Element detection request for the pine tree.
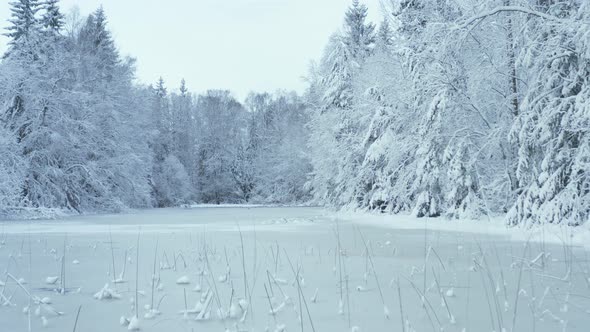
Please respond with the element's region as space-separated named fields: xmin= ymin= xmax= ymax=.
xmin=78 ymin=6 xmax=119 ymax=74
xmin=343 ymin=0 xmax=375 ymax=60
xmin=320 ymin=1 xmax=375 ymax=108
xmin=149 ymin=77 xmax=195 ymax=206
xmin=40 ymin=0 xmax=65 ymax=35
xmin=394 ymin=0 xmax=427 ymax=40
xmin=412 ymin=92 xmax=445 ymax=218
xmin=171 ymin=78 xmax=196 ymax=188
xmin=307 ymin=1 xmax=377 ymax=206
xmin=152 ymin=77 xmax=171 ymax=159
xmin=92 ymin=6 xmax=114 ymax=49
xmin=179 ymin=78 xmax=188 ymax=97
xmin=155 ymin=77 xmax=169 ymax=139
xmin=320 ymin=35 xmax=354 ymax=109
xmin=2 ymin=0 xmax=45 ymax=143
xmin=375 ymin=19 xmax=393 ymax=52
xmin=156 ymin=77 xmax=167 ymax=98
xmin=3 ymin=0 xmax=43 ymax=57
xmin=444 ymin=139 xmax=485 ymax=219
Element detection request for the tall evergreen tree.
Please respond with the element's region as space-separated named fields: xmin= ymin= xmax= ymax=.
xmin=3 ymin=0 xmax=43 ymax=57
xmin=179 ymin=78 xmax=188 ymax=97
xmin=78 ymin=6 xmax=119 ymax=76
xmin=156 ymin=77 xmax=167 ymax=98
xmin=152 ymin=77 xmax=171 ymax=159
xmin=412 ymin=93 xmax=444 ymax=218
xmin=171 ymin=78 xmax=196 ymax=190
xmin=307 ymin=0 xmax=377 ymax=205
xmin=343 ymin=0 xmax=375 ymax=60
xmin=40 ymin=0 xmax=65 ymax=35
xmin=375 ymin=19 xmax=393 ymax=52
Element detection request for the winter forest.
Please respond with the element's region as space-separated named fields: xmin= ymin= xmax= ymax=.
xmin=0 ymin=0 xmax=588 ymax=226
xmin=0 ymin=0 xmax=587 ymax=227
xmin=1 ymin=1 xmax=590 ymax=332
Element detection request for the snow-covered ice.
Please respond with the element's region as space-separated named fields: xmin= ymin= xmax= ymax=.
xmin=0 ymin=207 xmax=589 ymax=332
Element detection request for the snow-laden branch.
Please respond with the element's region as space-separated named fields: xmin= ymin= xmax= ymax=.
xmin=455 ymin=6 xmax=564 ymax=30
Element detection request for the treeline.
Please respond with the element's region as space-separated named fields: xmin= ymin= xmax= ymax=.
xmin=305 ymin=0 xmax=589 ymax=226
xmin=1 ymin=0 xmax=588 ymax=226
xmin=0 ymin=1 xmax=310 ymax=217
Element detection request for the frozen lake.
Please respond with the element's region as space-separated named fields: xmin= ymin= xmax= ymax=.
xmin=1 ymin=207 xmax=589 ymax=332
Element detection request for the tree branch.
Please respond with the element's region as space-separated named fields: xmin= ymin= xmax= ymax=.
xmin=455 ymin=6 xmax=564 ymax=30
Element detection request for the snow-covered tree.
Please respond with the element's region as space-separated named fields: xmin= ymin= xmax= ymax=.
xmin=305 ymin=0 xmax=525 ymax=219
xmin=151 ymin=77 xmax=172 ymax=158
xmin=508 ymin=2 xmax=590 ymax=226
xmin=40 ymin=0 xmax=65 ymax=35
xmin=195 ymin=90 xmax=247 ymax=203
xmin=170 ymin=79 xmax=197 ymax=192
xmin=243 ymin=92 xmax=311 ymax=203
xmin=343 ymin=0 xmax=375 ymax=60
xmin=148 ymin=77 xmax=193 ymax=207
xmin=0 ymin=5 xmax=153 ymax=213
xmin=78 ymin=6 xmax=119 ymax=77
xmin=375 ymin=19 xmax=393 ymax=53
xmin=444 ymin=138 xmax=486 ymax=219
xmin=412 ymin=92 xmax=445 ymax=217
xmin=152 ymin=155 xmax=191 ymax=207
xmin=3 ymin=0 xmax=43 ymax=57
xmin=307 ymin=0 xmax=376 ymax=205
xmin=0 ymin=125 xmax=25 ymax=216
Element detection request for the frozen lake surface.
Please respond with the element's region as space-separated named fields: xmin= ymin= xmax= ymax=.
xmin=1 ymin=207 xmax=589 ymax=332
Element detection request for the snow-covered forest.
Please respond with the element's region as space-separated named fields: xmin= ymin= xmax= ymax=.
xmin=2 ymin=2 xmax=590 ymax=332
xmin=0 ymin=0 xmax=311 ymax=218
xmin=0 ymin=0 xmax=589 ymax=226
xmin=305 ymin=0 xmax=589 ymax=226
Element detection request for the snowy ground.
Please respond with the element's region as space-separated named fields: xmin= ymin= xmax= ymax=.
xmin=1 ymin=206 xmax=589 ymax=332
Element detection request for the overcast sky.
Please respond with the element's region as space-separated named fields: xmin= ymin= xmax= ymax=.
xmin=0 ymin=0 xmax=383 ymax=99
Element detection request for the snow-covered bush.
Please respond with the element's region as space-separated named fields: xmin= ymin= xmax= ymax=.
xmin=152 ymin=156 xmax=191 ymax=207
xmin=0 ymin=126 xmax=25 ymax=217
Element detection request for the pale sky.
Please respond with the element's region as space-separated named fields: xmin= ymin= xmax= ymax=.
xmin=0 ymin=0 xmax=383 ymax=99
